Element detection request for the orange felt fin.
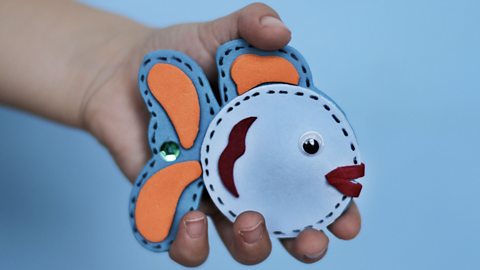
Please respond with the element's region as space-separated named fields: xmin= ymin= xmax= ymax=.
xmin=147 ymin=64 xmax=200 ymax=149
xmin=231 ymin=54 xmax=300 ymax=95
xmin=135 ymin=161 xmax=202 ymax=243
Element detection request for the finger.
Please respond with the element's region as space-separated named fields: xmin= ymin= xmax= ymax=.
xmin=328 ymin=201 xmax=361 ymax=240
xmin=169 ymin=211 xmax=209 ymax=267
xmin=281 ymin=229 xmax=329 ymax=264
xmin=204 ymin=3 xmax=291 ymax=51
xmin=211 ymin=211 xmax=272 ymax=265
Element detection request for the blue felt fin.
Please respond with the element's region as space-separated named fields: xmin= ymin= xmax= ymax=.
xmin=215 ymin=39 xmax=315 ymax=105
xmin=129 ymin=51 xmax=220 ymax=252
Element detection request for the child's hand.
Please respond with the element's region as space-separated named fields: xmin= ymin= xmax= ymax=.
xmin=82 ymin=3 xmax=361 ymax=266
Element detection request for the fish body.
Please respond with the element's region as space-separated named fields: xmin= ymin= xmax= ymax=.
xmin=129 ymin=39 xmax=365 ymax=252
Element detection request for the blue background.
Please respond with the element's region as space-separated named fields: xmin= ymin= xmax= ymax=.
xmin=1 ymin=0 xmax=479 ymax=269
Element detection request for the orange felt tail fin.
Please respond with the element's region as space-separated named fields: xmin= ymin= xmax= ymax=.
xmin=134 ymin=161 xmax=202 ymax=242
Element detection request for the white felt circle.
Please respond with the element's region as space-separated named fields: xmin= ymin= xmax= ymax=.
xmin=201 ymin=84 xmax=362 ymax=237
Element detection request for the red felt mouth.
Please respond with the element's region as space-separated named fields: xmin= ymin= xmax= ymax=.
xmin=325 ymin=163 xmax=365 ymax=197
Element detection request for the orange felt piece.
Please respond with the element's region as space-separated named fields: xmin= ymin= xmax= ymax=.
xmin=135 ymin=161 xmax=202 ymax=243
xmin=147 ymin=63 xmax=200 ymax=149
xmin=231 ymin=54 xmax=300 ymax=95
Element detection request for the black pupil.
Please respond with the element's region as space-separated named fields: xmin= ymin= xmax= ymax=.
xmin=303 ymin=138 xmax=319 ymax=154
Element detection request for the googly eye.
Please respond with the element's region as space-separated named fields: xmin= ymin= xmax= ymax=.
xmin=299 ymin=132 xmax=323 ymax=156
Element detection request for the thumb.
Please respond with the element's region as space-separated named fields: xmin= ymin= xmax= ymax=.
xmin=202 ymin=3 xmax=291 ymax=52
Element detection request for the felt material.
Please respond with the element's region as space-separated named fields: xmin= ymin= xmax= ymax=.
xmin=135 ymin=161 xmax=202 ymax=242
xmin=130 ymin=50 xmax=219 ymax=252
xmin=201 ymin=84 xmax=363 ymax=237
xmin=147 ymin=63 xmax=200 ymax=149
xmin=218 ymin=116 xmax=257 ymax=198
xmin=326 ymin=163 xmax=365 ymax=197
xmin=231 ymin=54 xmax=299 ymax=95
xmin=130 ymin=39 xmax=365 ymax=251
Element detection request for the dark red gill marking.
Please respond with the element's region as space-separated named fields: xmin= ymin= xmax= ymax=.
xmin=325 ymin=163 xmax=365 ymax=197
xmin=218 ymin=117 xmax=257 ymax=198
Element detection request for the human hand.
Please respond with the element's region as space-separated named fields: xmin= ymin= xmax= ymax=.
xmin=82 ymin=3 xmax=361 ymax=267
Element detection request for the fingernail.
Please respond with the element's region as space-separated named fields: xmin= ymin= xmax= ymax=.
xmin=260 ymin=16 xmax=288 ymax=29
xmin=239 ymin=221 xmax=264 ymax=244
xmin=185 ymin=216 xmax=205 ymax=239
xmin=304 ymin=247 xmax=328 ymax=260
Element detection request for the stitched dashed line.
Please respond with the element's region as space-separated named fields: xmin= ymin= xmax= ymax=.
xmin=132 ymin=54 xmax=217 ymax=250
xmin=203 ymin=89 xmax=358 ymax=234
xmin=217 ymin=45 xmax=313 ymax=105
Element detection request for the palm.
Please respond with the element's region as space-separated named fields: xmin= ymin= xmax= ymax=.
xmin=84 ymin=3 xmax=361 ymax=267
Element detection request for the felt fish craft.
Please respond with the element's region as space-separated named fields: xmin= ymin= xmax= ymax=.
xmin=129 ymin=39 xmax=366 ymax=252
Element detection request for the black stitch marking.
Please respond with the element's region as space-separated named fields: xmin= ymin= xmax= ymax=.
xmin=133 ymin=227 xmax=138 ymax=233
xmin=209 ymin=184 xmax=214 ymax=191
xmin=332 ymin=114 xmax=341 ymax=123
xmin=273 ymin=231 xmax=284 ymax=235
xmin=197 ymin=181 xmax=204 ymax=187
xmin=221 ymin=70 xmax=226 ymax=78
xmin=131 ymin=197 xmax=136 ymax=203
xmin=140 ymin=74 xmax=145 ymax=82
xmin=204 ymin=158 xmax=209 ymax=166
xmin=172 ymin=56 xmax=182 ymax=63
xmin=301 ymin=65 xmax=307 ymax=73
xmin=149 ymin=160 xmax=156 ymax=168
xmin=153 ymin=148 xmax=158 ymax=154
xmin=342 ymin=195 xmax=348 ymax=201
xmin=228 ymin=211 xmax=237 ymax=218
xmin=184 ymin=63 xmax=192 ymax=71
xmin=217 ymin=197 xmax=224 ymax=205
xmin=154 ymin=244 xmax=161 ymax=249
xmin=342 ymin=128 xmax=349 ymax=137
xmin=243 ymin=96 xmax=250 ymax=101
xmin=129 ymin=212 xmax=134 ymax=218
xmin=225 ymin=49 xmax=232 ymax=55
xmin=305 ymin=225 xmax=313 ymax=229
xmin=326 ymin=212 xmax=333 ymax=218
xmin=209 ymin=130 xmax=215 ymax=139
xmin=293 ymin=229 xmax=301 ymax=233
xmin=279 ymin=49 xmax=287 ymax=54
xmin=210 ymin=107 xmax=214 ymax=115
xmin=353 ymin=156 xmax=358 ymax=164
xmin=205 ymin=169 xmax=209 ymax=176
xmin=189 ymin=207 xmax=194 ymax=211
xmin=235 ymin=46 xmax=244 ymax=51
xmin=234 ymin=101 xmax=240 ymax=106
xmin=216 ymin=118 xmax=222 ymax=126
xmin=143 ymin=58 xmax=151 ymax=66
xmin=223 ymin=85 xmax=227 ymax=93
xmin=224 ymin=94 xmax=228 ymax=102
xmin=153 ymin=122 xmax=158 ymax=130
xmin=205 ymin=94 xmax=210 ymax=103
xmin=144 ymin=90 xmax=148 ymax=95
xmin=226 ymin=107 xmax=233 ymax=112
xmin=142 ymin=172 xmax=148 ymax=179
xmin=267 ymin=90 xmax=275 ymax=94
xmin=252 ymin=92 xmax=260 ymax=96
xmin=206 ymin=145 xmax=210 ymax=153
xmin=309 ymin=95 xmax=319 ymax=100
xmin=335 ymin=203 xmax=340 ymax=209
xmin=323 ymin=104 xmax=331 ymax=111
xmin=151 ymin=111 xmax=157 ymax=117
xmin=350 ymin=143 xmax=356 ymax=151
xmin=290 ymin=53 xmax=298 ymax=61
xmin=219 ymin=57 xmax=224 ymax=66
xmin=247 ymin=44 xmax=253 ymax=48
xmin=193 ymin=193 xmax=198 ymax=202
xmin=306 ymin=78 xmax=311 ymax=87
xmin=157 ymin=56 xmax=167 ymax=61
xmin=295 ymin=92 xmax=304 ymax=96
xmin=142 ymin=240 xmax=148 ymax=245
xmin=198 ymin=77 xmax=204 ymax=87
xmin=279 ymin=90 xmax=288 ymax=94
xmin=147 ymin=99 xmax=152 ymax=107
xmin=317 ymin=219 xmax=324 ymax=224
xmin=151 ymin=134 xmax=155 ymax=144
